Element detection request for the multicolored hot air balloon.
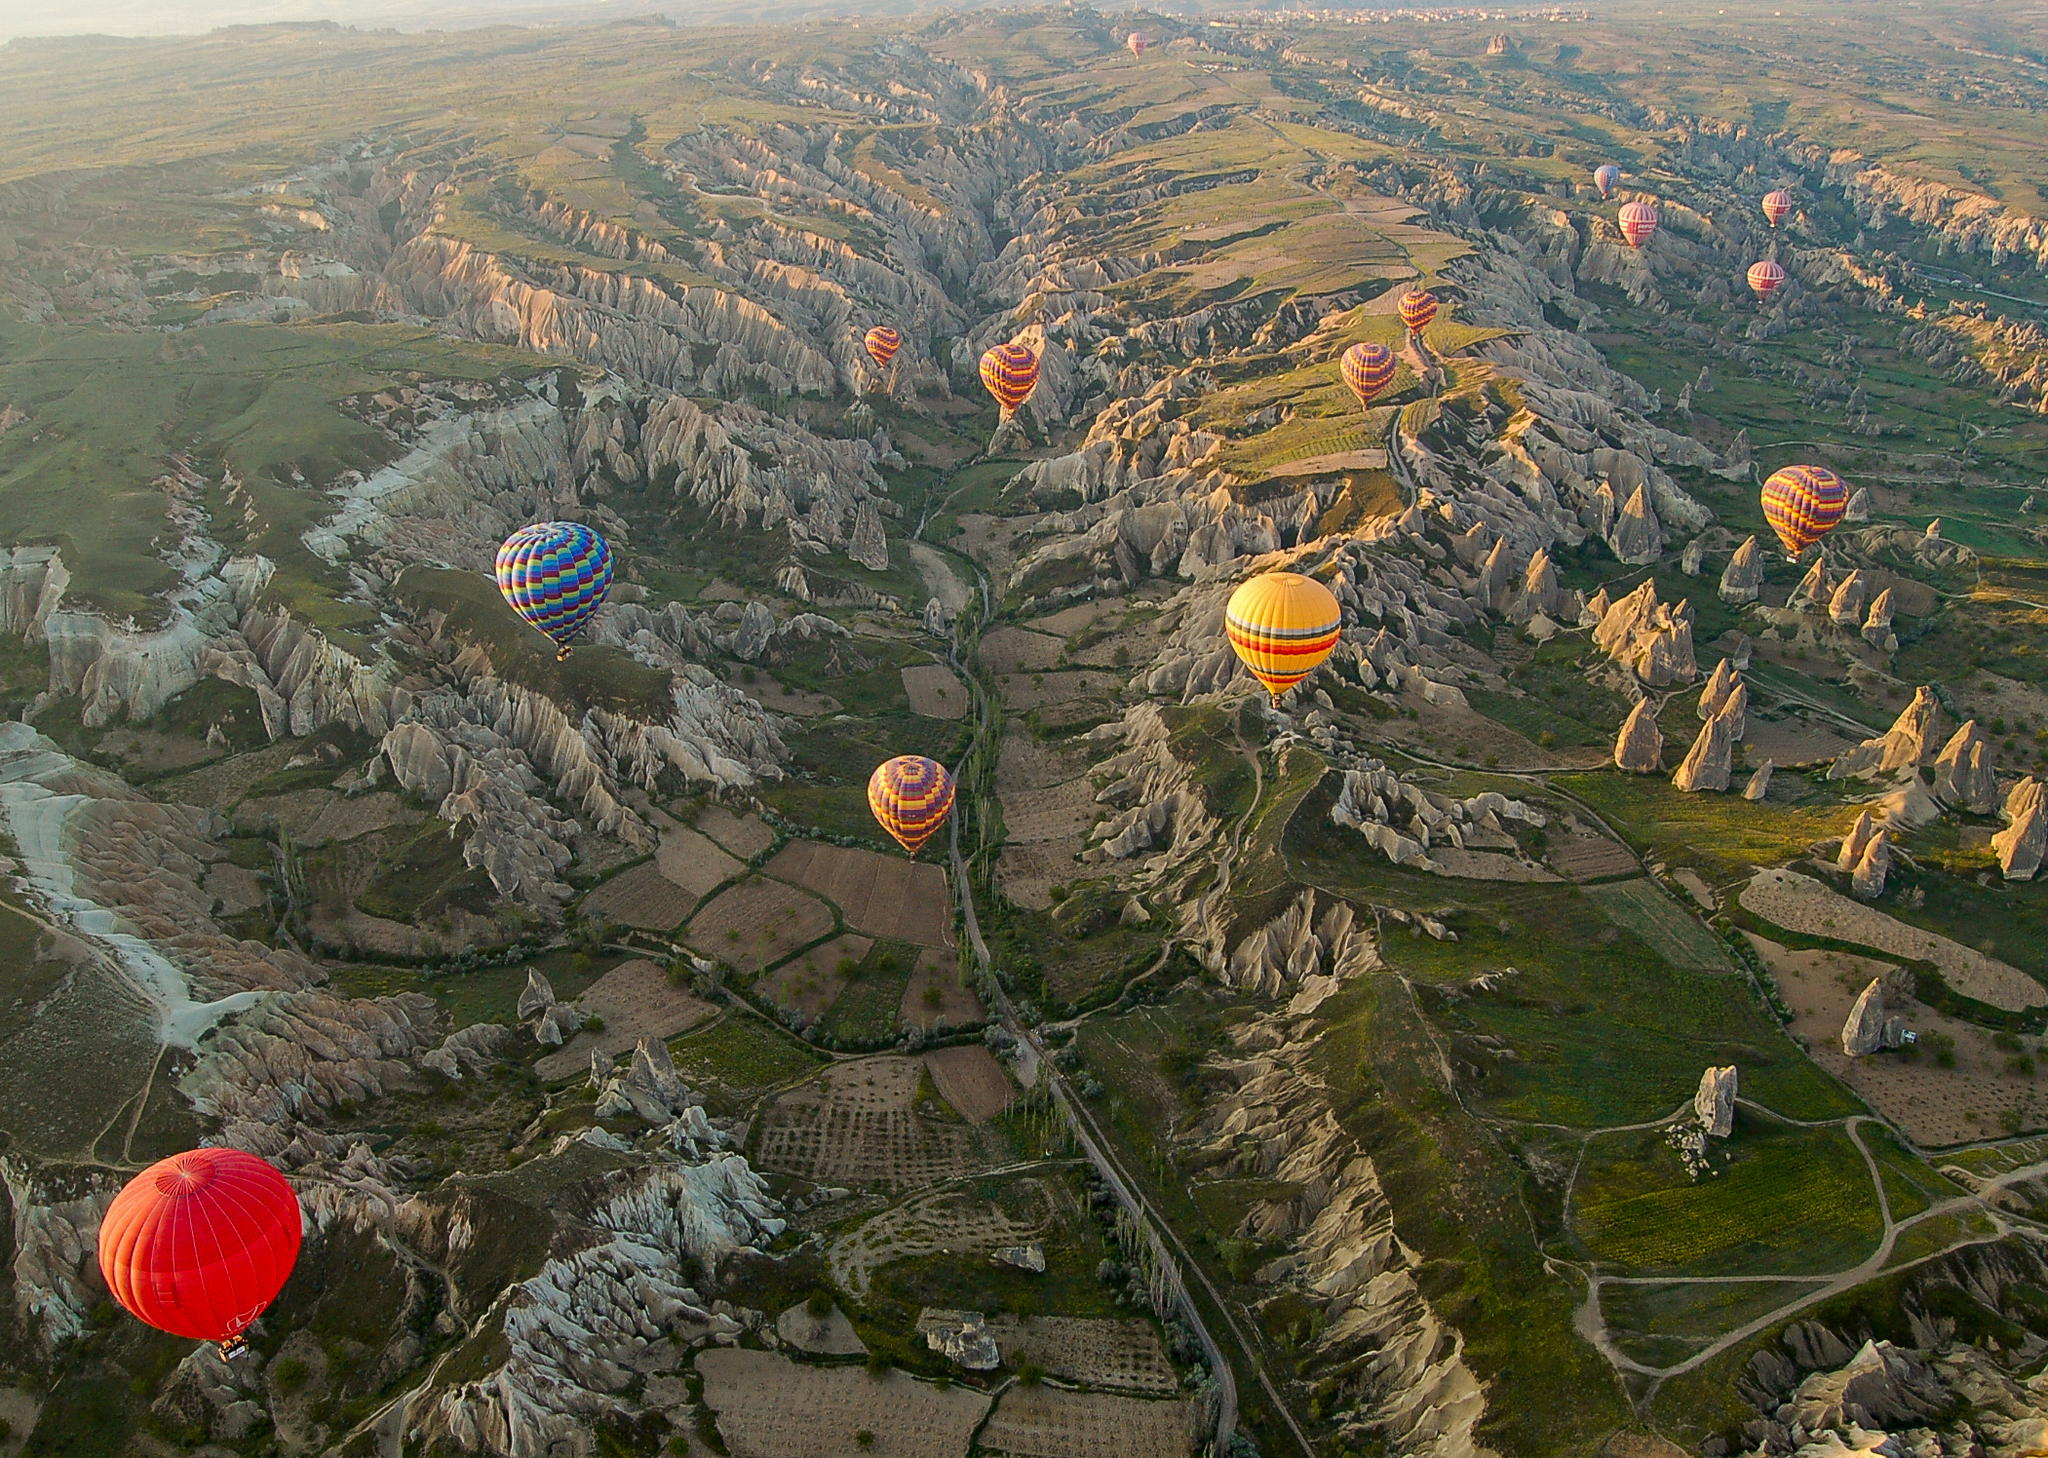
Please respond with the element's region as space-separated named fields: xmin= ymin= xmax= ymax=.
xmin=1594 ymin=164 xmax=1622 ymax=198
xmin=863 ymin=325 xmax=902 ymax=370
xmin=1340 ymin=342 xmax=1399 ymax=409
xmin=1225 ymin=572 xmax=1343 ymax=703
xmin=1760 ymin=465 xmax=1849 ymax=559
xmin=1618 ymin=201 xmax=1659 ymax=248
xmin=1746 ymin=259 xmax=1787 ymax=301
xmin=1127 ymin=30 xmax=1150 ymax=56
xmin=99 ymin=1149 xmax=303 ymax=1358
xmin=1397 ymin=289 xmax=1439 ymax=336
xmin=495 ymin=521 xmax=614 ymax=661
xmin=1762 ymin=189 xmax=1794 ymax=227
xmin=979 ymin=341 xmax=1041 ymax=416
xmin=868 ymin=755 xmax=956 ymax=857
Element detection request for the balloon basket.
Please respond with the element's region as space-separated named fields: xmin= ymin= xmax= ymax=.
xmin=555 ymin=646 xmax=573 ymax=662
xmin=218 ymin=1336 xmax=249 ymax=1361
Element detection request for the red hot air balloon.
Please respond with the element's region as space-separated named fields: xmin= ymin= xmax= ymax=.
xmin=1618 ymin=201 xmax=1659 ymax=247
xmin=1127 ymin=30 xmax=1150 ymax=56
xmin=1340 ymin=342 xmax=1398 ymax=408
xmin=1746 ymin=260 xmax=1787 ymax=301
xmin=863 ymin=325 xmax=902 ymax=370
xmin=979 ymin=342 xmax=1041 ymax=416
xmin=99 ymin=1149 xmax=303 ymax=1358
xmin=1762 ymin=190 xmax=1794 ymax=227
xmin=1397 ymin=289 xmax=1439 ymax=336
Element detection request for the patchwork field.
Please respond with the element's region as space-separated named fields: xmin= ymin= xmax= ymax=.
xmin=901 ymin=948 xmax=987 ymax=1032
xmin=829 ymin=1181 xmax=1056 ymax=1297
xmin=766 ymin=840 xmax=953 ymax=946
xmin=654 ymin=813 xmax=745 ymax=896
xmin=581 ymin=861 xmax=698 ymax=932
xmin=533 ymin=960 xmax=717 ymax=1080
xmin=696 ymin=1348 xmax=989 ymax=1458
xmin=686 ymin=876 xmax=837 ymax=973
xmin=752 ymin=1056 xmax=980 ymax=1192
xmin=987 ymin=1316 xmax=1179 ymax=1395
xmin=697 ymin=805 xmax=778 ymax=860
xmin=762 ymin=932 xmax=874 ymax=1020
xmin=902 ymin=663 xmax=970 ymax=719
xmin=924 ymin=1044 xmax=1012 ymax=1123
xmin=977 ymin=1386 xmax=1197 ymax=1458
xmin=668 ymin=1015 xmax=826 ymax=1093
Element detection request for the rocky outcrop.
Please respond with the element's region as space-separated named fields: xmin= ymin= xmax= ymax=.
xmin=1672 ymin=706 xmax=1734 ymax=793
xmin=518 ymin=969 xmax=585 ymax=1046
xmin=1829 ymin=686 xmax=1944 ymax=780
xmin=1224 ymin=889 xmax=1379 ymax=998
xmin=1861 ymin=588 xmax=1897 ymax=651
xmin=1850 ymin=830 xmax=1892 ymax=900
xmin=921 ymin=1310 xmax=1000 ymax=1370
xmin=1592 ymin=579 xmax=1696 ymax=685
xmin=1695 ymin=1066 xmax=1737 ymax=1138
xmin=1837 ymin=809 xmax=1879 ymax=873
xmin=1842 ymin=975 xmax=1909 ymax=1056
xmin=1608 ymin=482 xmax=1663 ymax=564
xmin=1614 ymin=698 xmax=1664 ymax=773
xmin=1719 ymin=536 xmax=1763 ymax=603
xmin=592 ymin=1039 xmax=703 ymax=1125
xmin=1992 ymin=778 xmax=2048 ymax=881
xmin=1328 ymin=763 xmax=1545 ymax=873
xmin=1699 ymin=658 xmax=1737 ymax=720
xmin=1932 ymin=721 xmax=1999 ymax=814
xmin=1825 ymin=569 xmax=1869 ymax=627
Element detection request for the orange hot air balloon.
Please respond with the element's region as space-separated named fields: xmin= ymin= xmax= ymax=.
xmin=868 ymin=755 xmax=956 ymax=857
xmin=1762 ymin=190 xmax=1794 ymax=227
xmin=1746 ymin=260 xmax=1787 ymax=300
xmin=1226 ymin=572 xmax=1343 ymax=703
xmin=99 ymin=1149 xmax=303 ymax=1358
xmin=863 ymin=325 xmax=902 ymax=369
xmin=1760 ymin=465 xmax=1849 ymax=559
xmin=1397 ymin=289 xmax=1439 ymax=336
xmin=1618 ymin=201 xmax=1659 ymax=247
xmin=979 ymin=341 xmax=1041 ymax=415
xmin=1340 ymin=342 xmax=1399 ymax=408
xmin=1127 ymin=30 xmax=1150 ymax=56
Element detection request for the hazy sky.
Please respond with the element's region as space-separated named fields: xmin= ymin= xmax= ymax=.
xmin=0 ymin=0 xmax=666 ymax=40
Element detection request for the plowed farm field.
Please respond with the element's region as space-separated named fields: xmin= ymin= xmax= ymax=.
xmin=766 ymin=841 xmax=951 ymax=946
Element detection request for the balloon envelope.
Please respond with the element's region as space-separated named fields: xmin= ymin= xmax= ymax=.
xmin=1397 ymin=289 xmax=1439 ymax=334
xmin=1762 ymin=189 xmax=1794 ymax=226
xmin=496 ymin=522 xmax=613 ymax=659
xmin=868 ymin=755 xmax=957 ymax=856
xmin=1226 ymin=572 xmax=1342 ymax=702
xmin=1761 ymin=465 xmax=1849 ymax=557
xmin=1127 ymin=30 xmax=1150 ymax=55
xmin=1618 ymin=201 xmax=1659 ymax=247
xmin=979 ymin=342 xmax=1041 ymax=414
xmin=1340 ymin=342 xmax=1399 ymax=408
xmin=99 ymin=1149 xmax=302 ymax=1345
xmin=1594 ymin=164 xmax=1622 ymax=197
xmin=1746 ymin=260 xmax=1787 ymax=300
xmin=864 ymin=325 xmax=902 ymax=369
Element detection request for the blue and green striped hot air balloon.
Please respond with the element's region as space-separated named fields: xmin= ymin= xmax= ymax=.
xmin=495 ymin=521 xmax=613 ymax=660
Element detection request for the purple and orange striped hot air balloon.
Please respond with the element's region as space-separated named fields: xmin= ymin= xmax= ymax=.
xmin=1618 ymin=201 xmax=1659 ymax=247
xmin=979 ymin=342 xmax=1041 ymax=416
xmin=1340 ymin=342 xmax=1399 ymax=409
xmin=1397 ymin=289 xmax=1439 ymax=337
xmin=1760 ymin=465 xmax=1849 ymax=559
xmin=868 ymin=755 xmax=957 ymax=857
xmin=864 ymin=325 xmax=902 ymax=369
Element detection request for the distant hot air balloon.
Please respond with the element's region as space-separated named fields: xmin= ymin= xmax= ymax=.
xmin=99 ymin=1149 xmax=302 ymax=1358
xmin=1127 ymin=30 xmax=1150 ymax=56
xmin=1594 ymin=164 xmax=1622 ymax=198
xmin=863 ymin=325 xmax=902 ymax=370
xmin=868 ymin=755 xmax=956 ymax=857
xmin=1226 ymin=572 xmax=1343 ymax=704
xmin=1746 ymin=259 xmax=1787 ymax=301
xmin=1760 ymin=465 xmax=1849 ymax=559
xmin=1340 ymin=342 xmax=1399 ymax=409
xmin=1397 ymin=289 xmax=1439 ymax=337
xmin=979 ymin=341 xmax=1041 ymax=416
xmin=1762 ymin=189 xmax=1794 ymax=227
xmin=496 ymin=522 xmax=613 ymax=661
xmin=1618 ymin=201 xmax=1659 ymax=247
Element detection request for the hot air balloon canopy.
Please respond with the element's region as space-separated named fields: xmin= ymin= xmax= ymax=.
xmin=979 ymin=342 xmax=1041 ymax=415
xmin=864 ymin=325 xmax=902 ymax=368
xmin=1340 ymin=342 xmax=1399 ymax=408
xmin=1397 ymin=289 xmax=1439 ymax=334
xmin=1760 ymin=465 xmax=1849 ymax=558
xmin=1762 ymin=189 xmax=1794 ymax=226
xmin=868 ymin=756 xmax=957 ymax=857
xmin=1127 ymin=30 xmax=1150 ymax=55
xmin=1226 ymin=572 xmax=1343 ymax=703
xmin=1618 ymin=201 xmax=1659 ymax=247
xmin=99 ymin=1149 xmax=302 ymax=1354
xmin=1746 ymin=260 xmax=1787 ymax=300
xmin=495 ymin=522 xmax=614 ymax=661
xmin=1594 ymin=164 xmax=1622 ymax=197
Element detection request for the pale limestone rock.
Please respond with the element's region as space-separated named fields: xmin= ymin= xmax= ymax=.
xmin=1672 ymin=709 xmax=1733 ymax=792
xmin=1476 ymin=538 xmax=1512 ymax=611
xmin=1828 ymin=686 xmax=1944 ymax=779
xmin=991 ymin=1245 xmax=1045 ymax=1272
xmin=1861 ymin=588 xmax=1897 ymax=650
xmin=1850 ymin=830 xmax=1891 ymax=900
xmin=1842 ymin=978 xmax=1891 ymax=1056
xmin=1843 ymin=487 xmax=1872 ymax=522
xmin=1993 ymin=778 xmax=2048 ymax=880
xmin=1719 ymin=535 xmax=1763 ymax=603
xmin=1593 ymin=579 xmax=1695 ymax=685
xmin=1695 ymin=1066 xmax=1737 ymax=1137
xmin=1924 ymin=518 xmax=1943 ymax=540
xmin=1680 ymin=536 xmax=1706 ymax=575
xmin=1614 ymin=699 xmax=1663 ymax=773
xmin=593 ymin=1038 xmax=699 ymax=1123
xmin=1838 ymin=808 xmax=1879 ymax=872
xmin=1826 ymin=569 xmax=1869 ymax=627
xmin=921 ymin=1311 xmax=1000 ymax=1370
xmin=1609 ymin=482 xmax=1664 ymax=565
xmin=1790 ymin=557 xmax=1830 ymax=612
xmin=1698 ymin=658 xmax=1736 ymax=720
xmin=517 ymin=968 xmax=557 ymax=1022
xmin=1718 ymin=682 xmax=1748 ymax=740
xmin=1932 ymin=721 xmax=1999 ymax=814
xmin=1744 ymin=760 xmax=1775 ymax=800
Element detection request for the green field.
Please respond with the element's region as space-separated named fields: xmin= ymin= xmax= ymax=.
xmin=668 ymin=1013 xmax=826 ymax=1091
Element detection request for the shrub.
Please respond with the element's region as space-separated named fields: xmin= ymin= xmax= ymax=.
xmin=1018 ymin=1363 xmax=1045 ymax=1386
xmin=856 ymin=1432 xmax=876 ymax=1449
xmin=805 ymin=1289 xmax=833 ymax=1319
xmin=273 ymin=1356 xmax=310 ymax=1393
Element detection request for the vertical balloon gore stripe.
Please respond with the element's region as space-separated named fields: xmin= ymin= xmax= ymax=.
xmin=1225 ymin=571 xmax=1343 ymax=702
xmin=1397 ymin=289 xmax=1439 ymax=335
xmin=1747 ymin=260 xmax=1786 ymax=300
xmin=1594 ymin=164 xmax=1621 ymax=197
xmin=1762 ymin=190 xmax=1794 ymax=226
xmin=1618 ymin=201 xmax=1659 ymax=247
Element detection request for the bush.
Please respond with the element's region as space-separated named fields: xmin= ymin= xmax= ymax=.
xmin=583 ymin=1015 xmax=607 ymax=1034
xmin=272 ymin=1357 xmax=310 ymax=1393
xmin=856 ymin=1432 xmax=875 ymax=1449
xmin=1018 ymin=1363 xmax=1045 ymax=1387
xmin=865 ymin=1352 xmax=891 ymax=1378
xmin=805 ymin=1289 xmax=833 ymax=1318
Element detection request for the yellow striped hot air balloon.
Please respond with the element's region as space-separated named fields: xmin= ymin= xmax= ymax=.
xmin=1760 ymin=465 xmax=1849 ymax=559
xmin=979 ymin=342 xmax=1041 ymax=416
xmin=864 ymin=325 xmax=902 ymax=369
xmin=868 ymin=755 xmax=956 ymax=857
xmin=1397 ymin=289 xmax=1439 ymax=336
xmin=1340 ymin=342 xmax=1398 ymax=409
xmin=1225 ymin=572 xmax=1343 ymax=703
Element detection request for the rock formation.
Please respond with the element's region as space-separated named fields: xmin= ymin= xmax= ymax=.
xmin=1744 ymin=760 xmax=1775 ymax=800
xmin=1672 ymin=704 xmax=1735 ymax=792
xmin=1695 ymin=1066 xmax=1737 ymax=1138
xmin=1850 ymin=829 xmax=1891 ymax=900
xmin=1837 ymin=809 xmax=1879 ymax=872
xmin=1614 ymin=698 xmax=1664 ymax=773
xmin=1993 ymin=778 xmax=2048 ymax=880
xmin=1719 ymin=535 xmax=1763 ymax=603
xmin=1842 ymin=976 xmax=1909 ymax=1056
xmin=1932 ymin=721 xmax=1999 ymax=813
xmin=518 ymin=969 xmax=586 ymax=1046
xmin=1826 ymin=569 xmax=1869 ymax=627
xmin=1861 ymin=587 xmax=1897 ymax=650
xmin=922 ymin=1311 xmax=1000 ymax=1370
xmin=1698 ymin=658 xmax=1737 ymax=720
xmin=1829 ymin=686 xmax=1944 ymax=779
xmin=1328 ymin=763 xmax=1546 ymax=873
xmin=1593 ymin=579 xmax=1696 ymax=684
